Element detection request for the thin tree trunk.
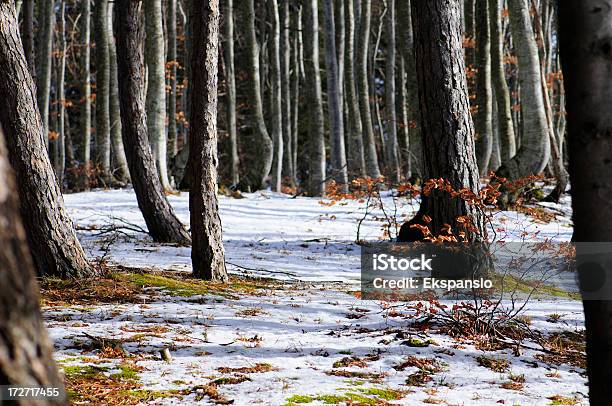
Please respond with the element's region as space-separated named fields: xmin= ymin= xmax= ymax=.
xmin=36 ymin=0 xmax=54 ymax=151
xmin=399 ymin=0 xmax=486 ymax=243
xmin=0 ymin=126 xmax=65 ymax=405
xmin=490 ymin=0 xmax=516 ymax=162
xmin=94 ymin=0 xmax=111 ymax=181
xmin=323 ymin=0 xmax=348 ymax=192
xmin=167 ymin=0 xmax=178 ymax=158
xmin=239 ymin=0 xmax=273 ymax=191
xmin=497 ymin=0 xmax=550 ymax=181
xmin=115 ymin=0 xmax=191 ymax=246
xmin=145 ymin=0 xmax=171 ymax=190
xmin=384 ymin=0 xmax=400 ymax=183
xmin=344 ymin=0 xmax=366 ymax=179
xmin=280 ymin=1 xmax=293 ymax=187
xmin=108 ymin=2 xmax=130 ymax=183
xmin=0 ymin=2 xmax=92 ymax=278
xmin=558 ymin=2 xmax=612 ymax=403
xmin=303 ymin=0 xmax=326 ymax=196
xmin=56 ymin=0 xmax=66 ymax=186
xmin=223 ymin=0 xmax=239 ymax=185
xmin=464 ymin=0 xmax=475 ymax=67
xmin=474 ymin=0 xmax=493 ymax=176
xmin=22 ymin=0 xmax=35 ymax=77
xmin=291 ymin=5 xmax=302 ymax=184
xmin=189 ymin=0 xmax=227 ymax=282
xmin=269 ymin=0 xmax=283 ymax=192
xmin=80 ymin=0 xmax=92 ymax=188
xmin=397 ymin=56 xmax=411 ymax=179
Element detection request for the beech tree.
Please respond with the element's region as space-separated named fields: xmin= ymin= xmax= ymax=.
xmin=94 ymin=0 xmax=111 ymax=181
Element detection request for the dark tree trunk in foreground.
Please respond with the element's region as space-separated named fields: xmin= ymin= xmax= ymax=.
xmin=0 ymin=3 xmax=92 ymax=278
xmin=0 ymin=127 xmax=65 ymax=405
xmin=558 ymin=2 xmax=612 ymax=403
xmin=115 ymin=0 xmax=191 ymax=246
xmin=399 ymin=0 xmax=485 ymax=243
xmin=189 ymin=0 xmax=228 ymax=282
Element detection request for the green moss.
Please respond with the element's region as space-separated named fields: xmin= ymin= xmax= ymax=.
xmin=338 ymin=350 xmax=353 ymax=355
xmin=110 ymin=364 xmax=140 ymax=381
xmin=493 ymin=274 xmax=580 ymax=300
xmin=345 ymin=379 xmax=365 ymax=386
xmin=119 ymin=390 xmax=181 ymax=401
xmin=285 ymin=394 xmax=315 ymax=403
xmin=285 ymin=390 xmax=398 ymax=405
xmin=403 ymin=338 xmax=435 ymax=347
xmin=62 ymin=365 xmax=109 ymax=379
xmin=359 ymin=387 xmax=404 ymax=400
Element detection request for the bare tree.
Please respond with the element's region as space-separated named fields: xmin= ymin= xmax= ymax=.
xmin=281 ymin=1 xmax=293 ymax=186
xmin=474 ymin=0 xmax=493 ymax=175
xmin=35 ymin=0 xmax=54 ymax=150
xmin=21 ymin=0 xmax=35 ymax=77
xmin=270 ymin=0 xmax=283 ymax=192
xmin=384 ymin=0 xmax=400 ymax=183
xmin=223 ymin=0 xmax=239 ymax=185
xmin=115 ymin=0 xmax=191 ymax=245
xmin=168 ymin=0 xmax=179 ymax=157
xmin=95 ymin=0 xmax=111 ymax=181
xmin=80 ymin=0 xmax=92 ymax=188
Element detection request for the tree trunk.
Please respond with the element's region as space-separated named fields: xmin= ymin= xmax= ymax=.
xmin=35 ymin=0 xmax=54 ymax=151
xmin=344 ymin=0 xmax=366 ymax=179
xmin=0 ymin=2 xmax=92 ymax=278
xmin=108 ymin=2 xmax=130 ymax=183
xmin=269 ymin=0 xmax=283 ymax=192
xmin=357 ymin=0 xmax=381 ymax=179
xmin=145 ymin=0 xmax=171 ymax=190
xmin=80 ymin=0 xmax=92 ymax=188
xmin=384 ymin=0 xmax=400 ymax=183
xmin=474 ymin=0 xmax=493 ymax=176
xmin=22 ymin=0 xmax=35 ymax=77
xmin=323 ymin=0 xmax=348 ymax=192
xmin=397 ymin=0 xmax=421 ymax=180
xmin=464 ymin=0 xmax=475 ymax=68
xmin=167 ymin=0 xmax=178 ymax=158
xmin=280 ymin=1 xmax=293 ymax=187
xmin=95 ymin=0 xmax=111 ymax=181
xmin=490 ymin=0 xmax=516 ymax=162
xmin=303 ymin=0 xmax=326 ymax=196
xmin=497 ymin=0 xmax=550 ymax=181
xmin=0 ymin=126 xmax=65 ymax=405
xmin=223 ymin=0 xmax=239 ymax=185
xmin=189 ymin=0 xmax=227 ymax=282
xmin=558 ymin=2 xmax=612 ymax=403
xmin=399 ymin=0 xmax=486 ymax=243
xmin=291 ymin=5 xmax=302 ymax=184
xmin=115 ymin=0 xmax=191 ymax=246
xmin=238 ymin=0 xmax=273 ymax=191
xmin=56 ymin=0 xmax=66 ymax=185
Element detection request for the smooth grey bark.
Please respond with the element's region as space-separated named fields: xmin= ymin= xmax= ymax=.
xmin=397 ymin=0 xmax=421 ymax=180
xmin=94 ymin=0 xmax=111 ymax=180
xmin=0 ymin=2 xmax=92 ymax=278
xmin=80 ymin=0 xmax=92 ymax=183
xmin=344 ymin=0 xmax=366 ymax=178
xmin=167 ymin=0 xmax=178 ymax=157
xmin=303 ymin=0 xmax=326 ymax=196
xmin=474 ymin=0 xmax=493 ymax=176
xmin=223 ymin=0 xmax=239 ymax=185
xmin=497 ymin=0 xmax=550 ymax=181
xmin=108 ymin=2 xmax=130 ymax=183
xmin=56 ymin=0 xmax=66 ymax=184
xmin=384 ymin=0 xmax=400 ymax=183
xmin=36 ymin=0 xmax=54 ymax=150
xmin=22 ymin=0 xmax=34 ymax=77
xmin=280 ymin=1 xmax=293 ymax=186
xmin=291 ymin=5 xmax=302 ymax=183
xmin=357 ymin=0 xmax=381 ymax=179
xmin=189 ymin=0 xmax=227 ymax=282
xmin=323 ymin=0 xmax=348 ymax=192
xmin=397 ymin=55 xmax=411 ymax=178
xmin=239 ymin=0 xmax=273 ymax=191
xmin=0 ymin=126 xmax=65 ymax=405
xmin=115 ymin=0 xmax=191 ymax=245
xmin=399 ymin=0 xmax=486 ymax=243
xmin=270 ymin=0 xmax=283 ymax=192
xmin=490 ymin=0 xmax=516 ymax=162
xmin=145 ymin=0 xmax=171 ymax=190
xmin=558 ymin=2 xmax=612 ymax=403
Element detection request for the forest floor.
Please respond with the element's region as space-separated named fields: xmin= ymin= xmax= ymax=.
xmin=42 ymin=189 xmax=587 ymax=405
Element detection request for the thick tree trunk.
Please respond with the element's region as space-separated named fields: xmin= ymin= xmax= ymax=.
xmin=384 ymin=0 xmax=400 ymax=183
xmin=22 ymin=0 xmax=35 ymax=77
xmin=396 ymin=0 xmax=421 ymax=180
xmin=115 ymin=0 xmax=191 ymax=246
xmin=474 ymin=0 xmax=493 ymax=176
xmin=0 ymin=126 xmax=65 ymax=405
xmin=168 ymin=0 xmax=178 ymax=158
xmin=280 ymin=1 xmax=293 ymax=187
xmin=490 ymin=0 xmax=516 ymax=162
xmin=0 ymin=2 xmax=92 ymax=278
xmin=80 ymin=0 xmax=92 ymax=188
xmin=357 ymin=0 xmax=381 ymax=179
xmin=145 ymin=0 xmax=171 ymax=190
xmin=558 ymin=2 xmax=612 ymax=403
xmin=35 ymin=0 xmax=54 ymax=151
xmin=496 ymin=0 xmax=550 ymax=181
xmin=108 ymin=2 xmax=130 ymax=183
xmin=344 ymin=0 xmax=366 ymax=179
xmin=399 ymin=0 xmax=486 ymax=243
xmin=323 ymin=0 xmax=348 ymax=192
xmin=189 ymin=0 xmax=227 ymax=282
xmin=303 ymin=0 xmax=326 ymax=196
xmin=238 ymin=0 xmax=273 ymax=191
xmin=223 ymin=0 xmax=239 ymax=185
xmin=270 ymin=0 xmax=283 ymax=192
xmin=95 ymin=0 xmax=111 ymax=181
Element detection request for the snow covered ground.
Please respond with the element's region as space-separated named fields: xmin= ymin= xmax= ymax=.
xmin=42 ymin=189 xmax=586 ymax=405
